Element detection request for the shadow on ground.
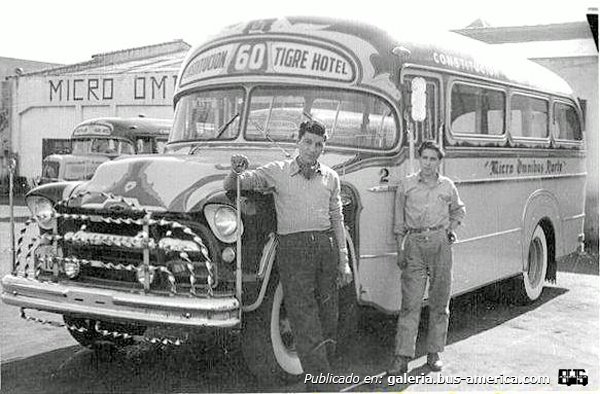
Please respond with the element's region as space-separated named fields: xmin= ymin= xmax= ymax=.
xmin=1 ymin=339 xmax=259 ymax=394
xmin=337 ymin=278 xmax=568 ymax=391
xmin=2 ymin=252 xmax=594 ymax=393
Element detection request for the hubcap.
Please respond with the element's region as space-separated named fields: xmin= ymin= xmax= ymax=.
xmin=278 ymin=304 xmax=296 ymax=351
xmin=527 ymin=237 xmax=543 ymax=286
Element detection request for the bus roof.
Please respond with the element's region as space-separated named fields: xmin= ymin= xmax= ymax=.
xmin=180 ymin=16 xmax=574 ymax=99
xmin=73 ymin=117 xmax=172 ymax=139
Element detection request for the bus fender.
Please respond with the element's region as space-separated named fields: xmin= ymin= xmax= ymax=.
xmin=521 ymin=189 xmax=561 ymax=281
xmin=241 ymin=227 xmax=359 ymax=312
xmin=242 ymin=233 xmax=278 ymax=313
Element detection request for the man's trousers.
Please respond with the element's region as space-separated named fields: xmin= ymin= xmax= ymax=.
xmin=278 ymin=230 xmax=339 ymax=377
xmin=394 ymin=229 xmax=453 ymax=358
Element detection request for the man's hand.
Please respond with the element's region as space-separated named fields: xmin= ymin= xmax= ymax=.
xmin=231 ymin=154 xmax=249 ymax=174
xmin=396 ymin=234 xmax=407 ymax=269
xmin=337 ymin=251 xmax=352 ymax=288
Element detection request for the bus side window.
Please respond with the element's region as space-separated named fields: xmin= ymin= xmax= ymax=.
xmin=451 ymin=83 xmax=505 ymax=136
xmin=119 ymin=141 xmax=134 ymax=154
xmin=510 ymin=95 xmax=549 ymax=139
xmin=136 ymin=138 xmax=153 ymax=153
xmin=554 ymin=102 xmax=582 ymax=141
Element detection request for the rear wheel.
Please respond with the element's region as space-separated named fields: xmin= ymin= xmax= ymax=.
xmin=516 ymin=225 xmax=548 ymax=302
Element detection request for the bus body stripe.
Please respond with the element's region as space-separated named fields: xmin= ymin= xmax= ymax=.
xmin=454 ymin=172 xmax=587 ymax=185
xmin=359 ymin=227 xmax=522 ymax=260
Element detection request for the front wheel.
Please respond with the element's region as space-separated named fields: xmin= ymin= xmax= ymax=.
xmin=241 ymin=230 xmax=359 ymax=384
xmin=516 ymin=225 xmax=548 ymax=302
xmin=241 ymin=280 xmax=302 ymax=385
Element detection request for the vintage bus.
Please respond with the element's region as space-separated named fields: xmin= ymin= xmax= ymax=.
xmin=39 ymin=117 xmax=171 ymax=184
xmin=3 ymin=17 xmax=585 ymax=384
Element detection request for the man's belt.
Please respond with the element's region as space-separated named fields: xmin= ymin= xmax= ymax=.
xmin=407 ymin=224 xmax=445 ymax=234
xmin=279 ymin=229 xmax=334 ymax=238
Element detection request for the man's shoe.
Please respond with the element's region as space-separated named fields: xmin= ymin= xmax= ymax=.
xmin=388 ymin=355 xmax=409 ymax=375
xmin=427 ymin=353 xmax=443 ymax=371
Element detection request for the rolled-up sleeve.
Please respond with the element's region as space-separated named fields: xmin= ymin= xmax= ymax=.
xmin=449 ymin=182 xmax=466 ymax=228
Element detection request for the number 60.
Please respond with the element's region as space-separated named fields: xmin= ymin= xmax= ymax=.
xmin=234 ymin=43 xmax=266 ymax=71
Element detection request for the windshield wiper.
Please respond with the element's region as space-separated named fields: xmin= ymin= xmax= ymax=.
xmin=249 ymin=118 xmax=291 ymax=158
xmin=189 ymin=112 xmax=240 ymax=155
xmin=215 ymin=112 xmax=240 ymax=139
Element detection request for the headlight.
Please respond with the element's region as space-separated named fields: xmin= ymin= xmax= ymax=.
xmin=26 ymin=196 xmax=56 ymax=230
xmin=215 ymin=207 xmax=237 ymax=236
xmin=204 ymin=204 xmax=243 ymax=243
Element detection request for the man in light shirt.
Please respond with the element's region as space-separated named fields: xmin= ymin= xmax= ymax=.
xmin=390 ymin=140 xmax=466 ymax=374
xmin=224 ymin=119 xmax=351 ymax=391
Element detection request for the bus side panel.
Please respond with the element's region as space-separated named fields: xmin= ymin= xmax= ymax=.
xmin=520 ymin=158 xmax=586 ymax=260
xmin=345 ymin=162 xmax=409 ymax=313
xmin=449 ymin=180 xmax=522 ymax=295
xmin=445 ymin=154 xmax=585 ymax=295
xmin=554 ymin=160 xmax=587 ymax=257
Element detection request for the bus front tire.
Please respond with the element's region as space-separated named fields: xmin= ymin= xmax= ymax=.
xmin=241 ymin=278 xmax=358 ymax=385
xmin=516 ymin=225 xmax=548 ymax=303
xmin=241 ymin=281 xmax=303 ymax=386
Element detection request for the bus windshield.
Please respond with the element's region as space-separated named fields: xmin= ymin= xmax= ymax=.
xmin=72 ymin=138 xmax=135 ymax=155
xmin=170 ymin=88 xmax=245 ymax=142
xmin=170 ymin=86 xmax=398 ymax=149
xmin=247 ymin=87 xmax=398 ymax=150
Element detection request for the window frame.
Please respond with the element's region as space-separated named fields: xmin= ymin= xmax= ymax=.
xmin=447 ymin=79 xmax=508 ymax=144
xmin=169 ymin=86 xmax=246 ymax=143
xmin=508 ymin=91 xmax=551 ymax=144
xmin=244 ymin=85 xmax=401 ymax=152
xmin=552 ymin=99 xmax=584 ymax=146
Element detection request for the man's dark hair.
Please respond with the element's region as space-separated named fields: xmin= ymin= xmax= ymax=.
xmin=418 ymin=140 xmax=445 ymax=159
xmin=298 ymin=119 xmax=328 ymax=141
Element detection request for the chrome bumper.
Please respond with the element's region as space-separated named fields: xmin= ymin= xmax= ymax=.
xmin=1 ymin=275 xmax=240 ymax=328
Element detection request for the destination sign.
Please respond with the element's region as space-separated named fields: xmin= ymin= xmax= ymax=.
xmin=269 ymin=42 xmax=352 ymax=80
xmin=180 ymin=40 xmax=355 ymax=85
xmin=180 ymin=44 xmax=236 ymax=85
xmin=73 ymin=124 xmax=112 ymax=136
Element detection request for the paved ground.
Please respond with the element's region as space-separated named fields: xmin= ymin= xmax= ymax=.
xmin=0 ymin=208 xmax=598 ymax=393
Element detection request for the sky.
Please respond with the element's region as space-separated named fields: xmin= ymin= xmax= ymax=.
xmin=1 ymin=0 xmax=596 ymax=65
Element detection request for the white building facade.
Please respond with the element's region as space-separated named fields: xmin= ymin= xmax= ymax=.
xmin=2 ymin=40 xmax=190 ymax=182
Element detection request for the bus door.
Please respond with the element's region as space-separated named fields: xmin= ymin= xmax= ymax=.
xmin=403 ymin=73 xmax=443 ymax=302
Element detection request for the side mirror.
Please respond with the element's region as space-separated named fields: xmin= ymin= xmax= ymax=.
xmin=410 ymin=77 xmax=427 ymax=122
